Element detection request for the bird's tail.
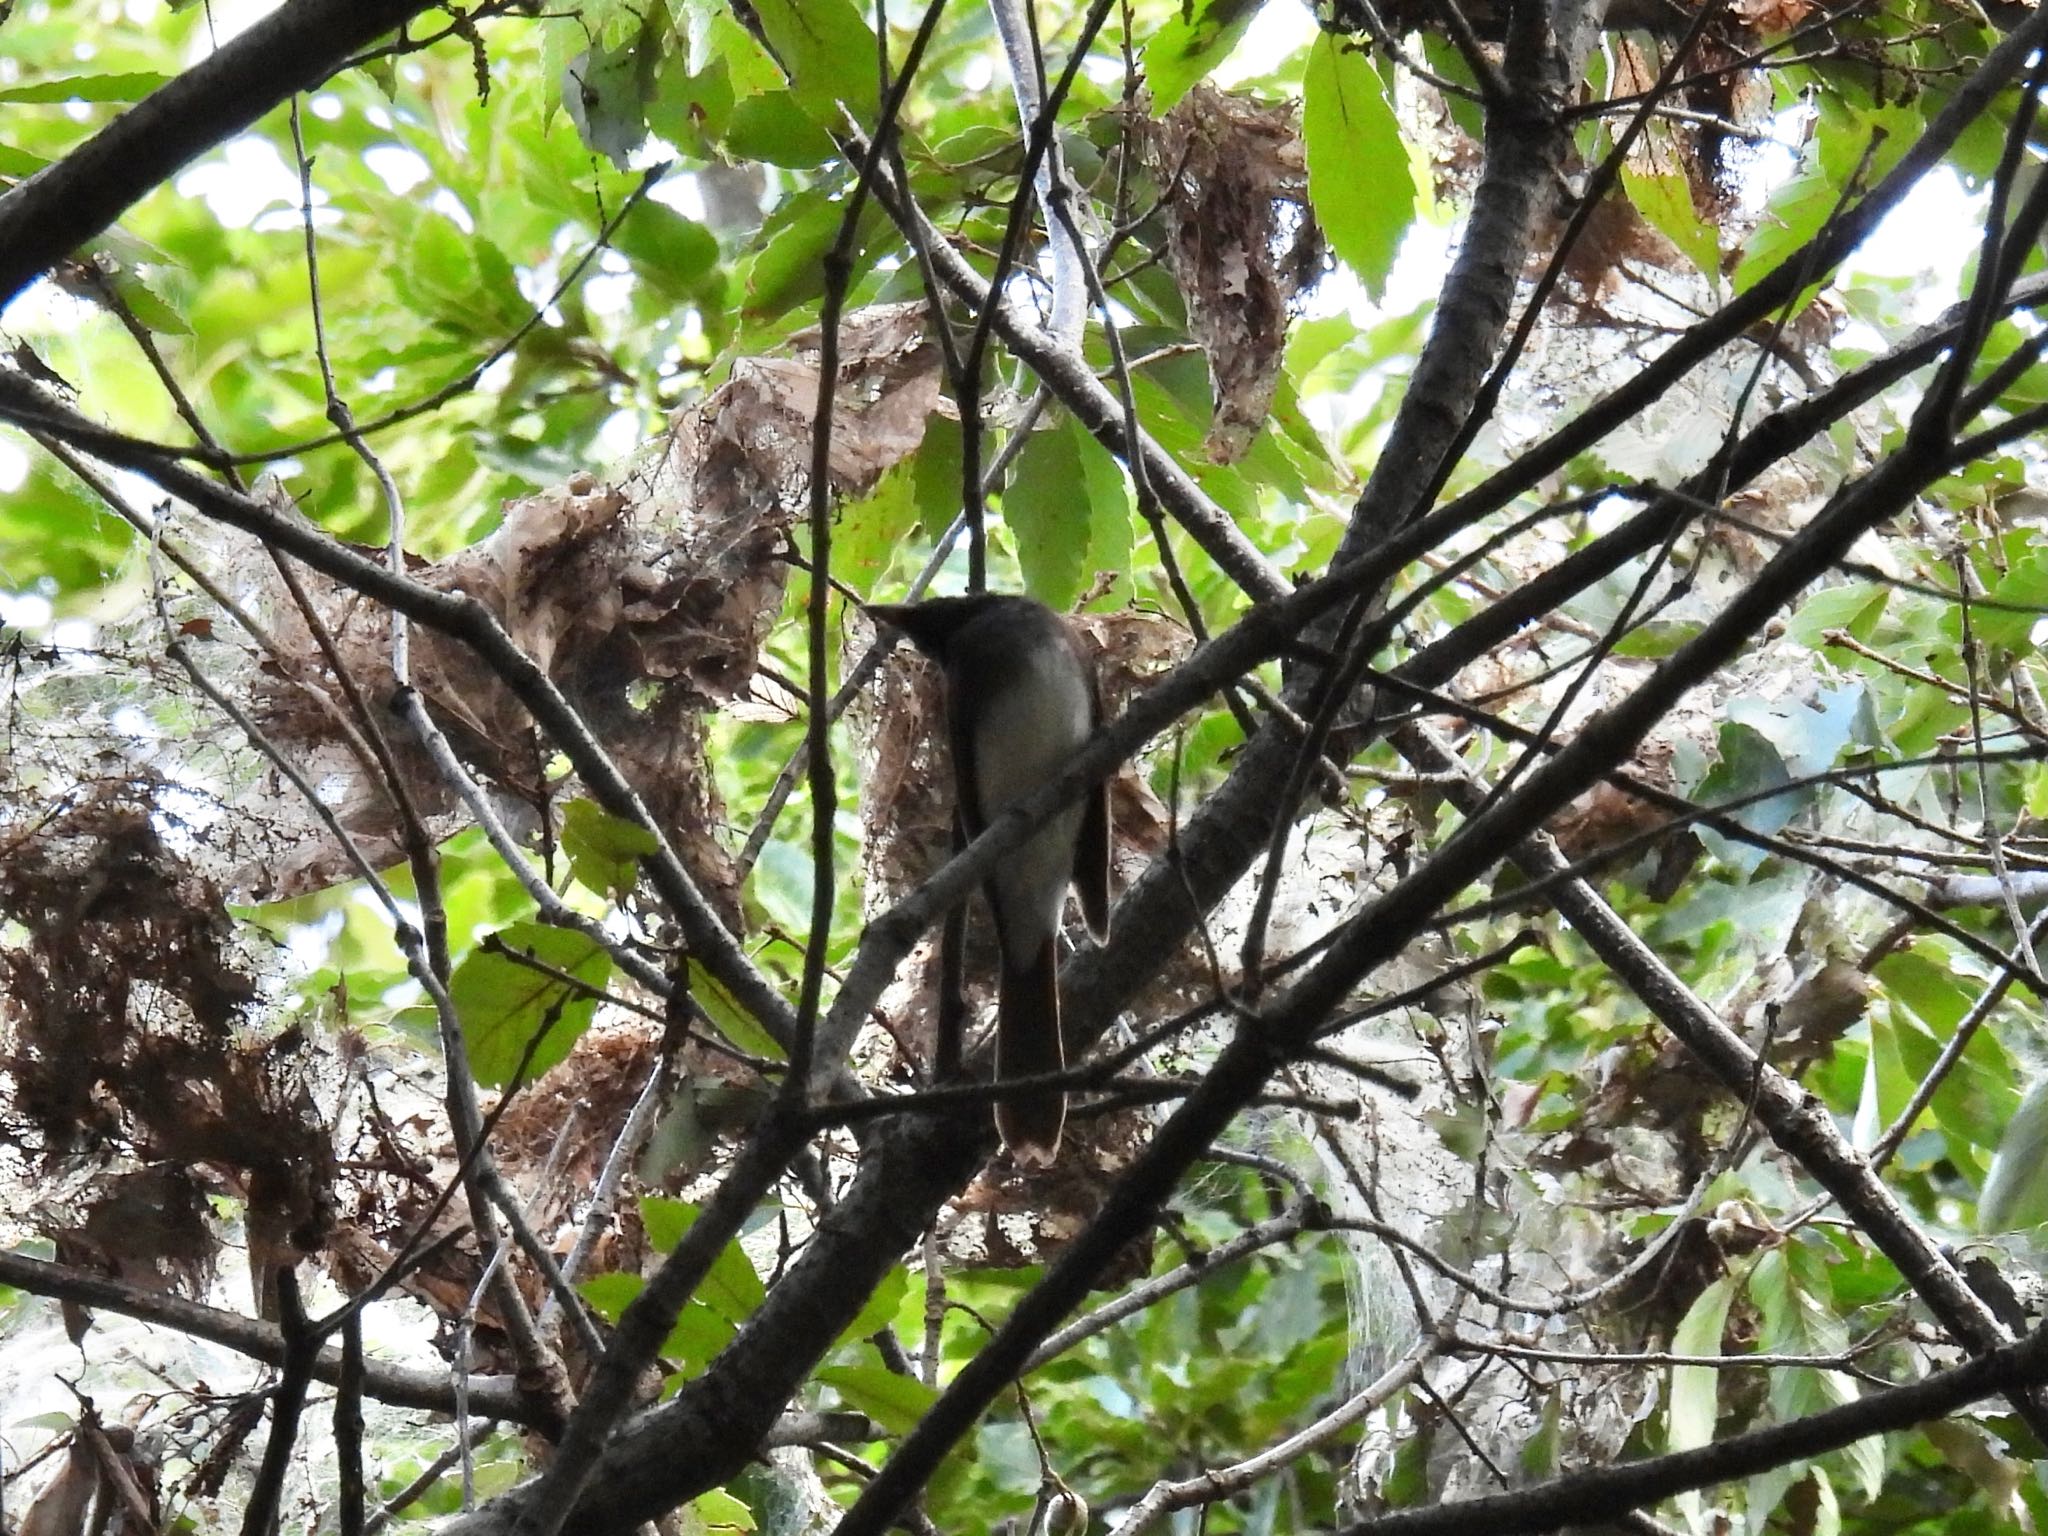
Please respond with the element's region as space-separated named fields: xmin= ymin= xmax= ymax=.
xmin=996 ymin=934 xmax=1067 ymax=1166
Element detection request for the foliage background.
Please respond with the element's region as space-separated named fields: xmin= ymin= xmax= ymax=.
xmin=4 ymin=1 xmax=2048 ymax=1534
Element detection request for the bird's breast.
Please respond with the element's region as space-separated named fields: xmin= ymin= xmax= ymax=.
xmin=963 ymin=643 xmax=1093 ymax=960
xmin=968 ymin=645 xmax=1093 ymax=815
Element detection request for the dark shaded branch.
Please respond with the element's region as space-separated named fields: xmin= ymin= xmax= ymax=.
xmin=442 ymin=1111 xmax=987 ymax=1534
xmin=242 ymin=1270 xmax=318 ymax=1536
xmin=1335 ymin=1325 xmax=2048 ymax=1536
xmin=507 ymin=1102 xmax=816 ymax=1536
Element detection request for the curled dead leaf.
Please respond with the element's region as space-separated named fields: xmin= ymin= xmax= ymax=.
xmin=1144 ymin=88 xmax=1325 ymax=463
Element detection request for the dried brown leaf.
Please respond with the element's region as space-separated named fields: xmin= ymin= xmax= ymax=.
xmin=222 ymin=306 xmax=940 ymax=904
xmin=1146 ymin=88 xmax=1324 ymax=463
xmin=0 ymin=785 xmax=336 ymax=1299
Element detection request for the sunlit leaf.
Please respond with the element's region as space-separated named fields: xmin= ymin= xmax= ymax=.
xmin=450 ymin=921 xmax=612 ymax=1086
xmin=563 ymin=38 xmax=657 ymax=169
xmin=685 ymin=960 xmax=786 ymax=1062
xmin=816 ymin=1363 xmax=938 ymax=1434
xmin=1981 ymin=1074 xmax=2048 ymax=1232
xmin=562 ymin=798 xmax=662 ymax=901
xmin=834 ymin=1265 xmax=910 ymax=1351
xmin=640 ymin=1197 xmax=767 ymax=1324
xmin=1694 ymin=722 xmax=1795 ymax=876
xmin=684 ymin=1488 xmax=757 ymax=1533
xmin=0 ymin=72 xmax=170 ymax=103
xmin=725 ymin=91 xmax=838 ymax=168
xmin=611 ymin=200 xmax=720 ymax=299
xmin=1003 ymin=412 xmax=1133 ymax=611
xmin=1669 ymin=1274 xmax=1735 ymax=1453
xmin=752 ymin=0 xmax=878 ymax=132
xmin=1302 ymin=33 xmax=1411 ymax=301
xmin=1143 ymin=0 xmax=1264 ymax=114
xmin=1621 ymin=166 xmax=1720 ymax=285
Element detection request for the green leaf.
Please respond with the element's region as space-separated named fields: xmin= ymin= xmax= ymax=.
xmin=700 ymin=1237 xmax=767 ymax=1324
xmin=360 ymin=50 xmax=399 ymax=102
xmin=563 ymin=39 xmax=657 ymax=170
xmin=580 ymin=1270 xmax=645 ymax=1322
xmin=1611 ymin=619 xmax=1702 ymax=659
xmin=1968 ymin=549 xmax=2048 ymax=649
xmin=741 ymin=185 xmax=879 ymax=320
xmin=725 ymin=91 xmax=838 ymax=169
xmin=685 ymin=959 xmax=785 ymax=1061
xmin=752 ymin=0 xmax=878 ymax=132
xmin=1004 ymin=413 xmax=1132 ymax=610
xmin=1380 ymin=1400 xmax=1432 ymax=1505
xmin=394 ymin=211 xmax=482 ymax=327
xmin=641 ymin=1193 xmax=695 ymax=1249
xmin=0 ymin=467 xmax=133 ymax=595
xmin=1285 ymin=313 xmax=1360 ymax=379
xmin=1694 ymin=722 xmax=1795 ymax=876
xmin=1874 ymin=957 xmax=2016 ymax=1152
xmin=1419 ymin=34 xmax=1482 ymax=138
xmin=816 ymin=1363 xmax=939 ymax=1434
xmin=1520 ymin=1385 xmax=1564 ymax=1478
xmin=0 ymin=72 xmax=170 ymax=103
xmin=639 ymin=1197 xmax=767 ymax=1323
xmin=1879 ymin=946 xmax=1970 ymax=1033
xmin=450 ymin=922 xmax=612 ymax=1086
xmin=637 ymin=1092 xmax=710 ymax=1184
xmin=1620 ymin=166 xmax=1720 ymax=284
xmin=663 ymin=1299 xmax=738 ymax=1374
xmin=0 ymin=143 xmax=53 ymax=178
xmin=836 ymin=461 xmax=922 ymax=592
xmin=910 ymin=413 xmax=965 ymax=542
xmin=1785 ymin=583 xmax=1888 ymax=649
xmin=682 ymin=1488 xmax=757 ymax=1533
xmin=1726 ymin=684 xmax=1864 ymax=779
xmin=1981 ymin=1074 xmax=2048 ymax=1231
xmin=14 ymin=1409 xmax=83 ymax=1432
xmin=647 ymin=55 xmax=736 ymax=157
xmin=835 ymin=1265 xmax=910 ymax=1350
xmin=539 ymin=13 xmax=583 ymax=125
xmin=1143 ymin=0 xmax=1264 ymax=114
xmin=1923 ymin=1418 xmax=2031 ymax=1522
xmin=611 ymin=200 xmax=720 ymax=299
xmin=1668 ymin=1274 xmax=1735 ymax=1452
xmin=1004 ymin=424 xmax=1092 ymax=609
xmin=1750 ymin=1248 xmax=1883 ymax=1500
xmin=101 ymin=267 xmax=191 ymax=335
xmin=1733 ymin=162 xmax=1835 ymax=300
xmin=693 ymin=6 xmax=785 ymax=96
xmin=1075 ymin=417 xmax=1137 ymax=608
xmin=1302 ymin=34 xmax=1412 ymax=302
xmin=562 ymin=798 xmax=662 ymax=902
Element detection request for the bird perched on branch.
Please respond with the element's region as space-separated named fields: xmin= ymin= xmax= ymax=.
xmin=867 ymin=593 xmax=1111 ymax=1165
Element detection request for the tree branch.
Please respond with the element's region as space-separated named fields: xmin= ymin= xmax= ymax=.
xmin=1334 ymin=1325 xmax=2048 ymax=1536
xmin=0 ymin=1247 xmax=538 ymax=1425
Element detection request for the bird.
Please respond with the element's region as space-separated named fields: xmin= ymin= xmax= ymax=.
xmin=866 ymin=593 xmax=1111 ymax=1164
